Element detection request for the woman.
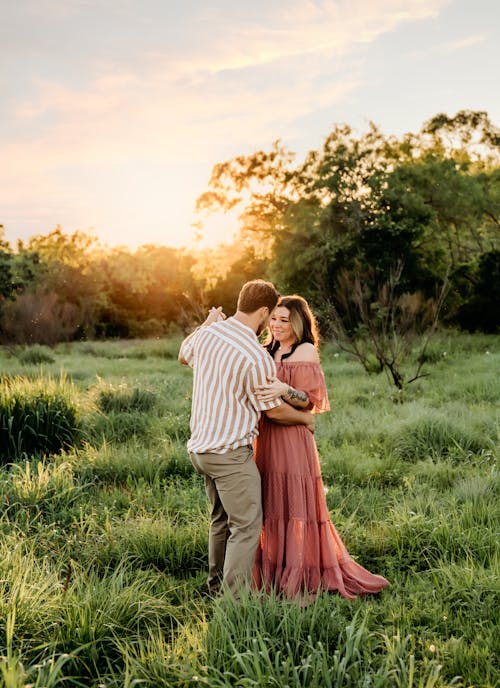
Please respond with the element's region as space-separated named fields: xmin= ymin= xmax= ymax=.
xmin=252 ymin=295 xmax=389 ymax=600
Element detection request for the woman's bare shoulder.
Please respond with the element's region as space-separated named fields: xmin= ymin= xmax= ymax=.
xmin=291 ymin=342 xmax=320 ymax=362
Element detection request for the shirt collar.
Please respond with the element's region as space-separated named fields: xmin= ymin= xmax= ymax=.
xmin=227 ymin=316 xmax=258 ymax=339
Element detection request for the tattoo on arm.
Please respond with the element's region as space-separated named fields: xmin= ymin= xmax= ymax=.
xmin=286 ymin=387 xmax=308 ymax=403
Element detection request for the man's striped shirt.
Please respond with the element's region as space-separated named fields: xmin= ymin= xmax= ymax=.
xmin=180 ymin=317 xmax=280 ymax=454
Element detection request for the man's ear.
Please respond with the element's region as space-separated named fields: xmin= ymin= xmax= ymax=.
xmin=259 ymin=306 xmax=270 ymax=322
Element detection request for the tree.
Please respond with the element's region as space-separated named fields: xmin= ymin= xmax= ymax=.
xmin=20 ymin=227 xmax=105 ymax=339
xmin=455 ymin=249 xmax=500 ymax=332
xmin=0 ymin=225 xmax=13 ymax=301
xmin=195 ymin=111 xmax=499 ymax=331
xmin=324 ymin=262 xmax=449 ymax=392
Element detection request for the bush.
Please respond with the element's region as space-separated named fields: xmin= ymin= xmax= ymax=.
xmin=1 ymin=290 xmax=81 ymax=345
xmin=456 ymin=250 xmax=500 ymax=333
xmin=17 ymin=345 xmax=55 ymax=365
xmin=127 ymin=318 xmax=170 ymax=338
xmin=0 ymin=377 xmax=81 ymax=462
xmin=96 ymin=385 xmax=157 ymax=413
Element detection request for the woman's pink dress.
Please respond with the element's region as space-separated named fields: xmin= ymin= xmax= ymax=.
xmin=253 ymin=361 xmax=389 ymax=600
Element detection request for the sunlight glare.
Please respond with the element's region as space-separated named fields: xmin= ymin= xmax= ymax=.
xmin=188 ymin=212 xmax=240 ymax=250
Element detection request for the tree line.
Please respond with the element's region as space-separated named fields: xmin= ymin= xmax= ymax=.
xmin=1 ymin=110 xmax=498 ymax=345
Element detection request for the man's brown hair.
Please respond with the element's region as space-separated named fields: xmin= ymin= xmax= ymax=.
xmin=237 ymin=279 xmax=280 ymax=314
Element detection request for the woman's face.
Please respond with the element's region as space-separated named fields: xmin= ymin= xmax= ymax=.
xmin=270 ymin=306 xmax=295 ymax=345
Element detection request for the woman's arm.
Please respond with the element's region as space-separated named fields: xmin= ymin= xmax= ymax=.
xmin=255 ymin=379 xmax=310 ymax=408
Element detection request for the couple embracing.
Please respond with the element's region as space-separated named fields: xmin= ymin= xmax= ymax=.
xmin=179 ymin=279 xmax=389 ymax=602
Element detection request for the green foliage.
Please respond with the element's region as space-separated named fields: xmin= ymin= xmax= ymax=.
xmin=89 ymin=516 xmax=208 ymax=576
xmin=89 ymin=409 xmax=153 ymax=444
xmin=1 ymin=459 xmax=80 ymax=522
xmin=0 ymin=248 xmax=14 ymax=301
xmin=206 ymin=593 xmax=457 ymax=688
xmin=0 ymin=376 xmax=81 ymax=462
xmin=96 ymin=384 xmax=157 ymax=413
xmin=456 ymin=249 xmax=500 ymax=332
xmin=391 ymin=411 xmax=488 ymax=461
xmin=0 ymin=228 xmax=201 ymax=345
xmin=197 ymin=109 xmax=500 ymax=333
xmin=71 ymin=441 xmax=194 ymax=485
xmin=16 ymin=345 xmax=55 ymax=365
xmin=0 ymin=610 xmax=80 ymax=688
xmin=2 ymin=111 xmax=499 ymax=346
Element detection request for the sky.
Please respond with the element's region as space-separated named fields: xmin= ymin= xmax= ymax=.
xmin=1 ymin=0 xmax=499 ymax=251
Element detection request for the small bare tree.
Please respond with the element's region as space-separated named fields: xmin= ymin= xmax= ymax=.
xmin=325 ymin=262 xmax=449 ymax=392
xmin=177 ymin=288 xmax=212 ymax=332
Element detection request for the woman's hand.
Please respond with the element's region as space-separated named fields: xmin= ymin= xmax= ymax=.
xmin=203 ymin=306 xmax=226 ymax=326
xmin=255 ymin=379 xmax=289 ymax=402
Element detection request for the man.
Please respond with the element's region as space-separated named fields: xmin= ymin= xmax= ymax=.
xmin=179 ymin=279 xmax=314 ymax=597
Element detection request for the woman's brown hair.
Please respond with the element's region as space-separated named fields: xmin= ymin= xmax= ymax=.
xmin=267 ymin=294 xmax=319 ymax=360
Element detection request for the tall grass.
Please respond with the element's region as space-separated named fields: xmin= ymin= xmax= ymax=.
xmin=0 ymin=335 xmax=497 ymax=687
xmin=0 ymin=376 xmax=82 ymax=463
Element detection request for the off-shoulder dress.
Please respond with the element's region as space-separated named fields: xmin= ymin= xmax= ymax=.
xmin=253 ymin=360 xmax=389 ymax=600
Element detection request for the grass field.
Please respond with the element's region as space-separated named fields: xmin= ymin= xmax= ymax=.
xmin=0 ymin=332 xmax=498 ymax=687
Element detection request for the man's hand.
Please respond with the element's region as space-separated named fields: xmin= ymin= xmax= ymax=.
xmin=255 ymin=378 xmax=288 ymax=403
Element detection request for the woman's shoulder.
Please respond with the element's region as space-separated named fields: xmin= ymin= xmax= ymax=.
xmin=289 ymin=342 xmax=320 ymax=363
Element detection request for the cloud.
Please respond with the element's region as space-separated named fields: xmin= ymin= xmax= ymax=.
xmin=440 ymin=33 xmax=489 ymax=54
xmin=166 ymin=0 xmax=448 ymax=75
xmin=6 ymin=0 xmax=448 ymax=155
xmin=408 ymin=31 xmax=489 ymax=60
xmin=0 ymin=0 xmax=451 ymax=247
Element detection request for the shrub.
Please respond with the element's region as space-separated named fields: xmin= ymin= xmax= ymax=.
xmin=96 ymin=385 xmax=157 ymax=414
xmin=0 ymin=377 xmax=81 ymax=462
xmin=1 ymin=290 xmax=81 ymax=345
xmin=456 ymin=249 xmax=500 ymax=333
xmin=17 ymin=345 xmax=56 ymax=365
xmin=127 ymin=318 xmax=169 ymax=338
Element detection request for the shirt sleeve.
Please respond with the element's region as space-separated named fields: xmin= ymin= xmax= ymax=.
xmin=245 ymin=354 xmax=281 ymax=412
xmin=179 ymin=327 xmax=201 ymax=368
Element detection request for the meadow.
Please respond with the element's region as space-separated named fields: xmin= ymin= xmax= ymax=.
xmin=0 ymin=332 xmax=498 ymax=687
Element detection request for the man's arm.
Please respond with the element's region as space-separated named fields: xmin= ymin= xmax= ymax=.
xmin=178 ymin=306 xmax=225 ymax=366
xmin=178 ymin=325 xmax=203 ymax=365
xmin=265 ymin=402 xmax=315 ymax=433
xmin=178 ymin=328 xmax=200 ymax=366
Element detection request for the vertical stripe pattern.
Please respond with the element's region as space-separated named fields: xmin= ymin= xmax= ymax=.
xmin=180 ymin=317 xmax=279 ymax=453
